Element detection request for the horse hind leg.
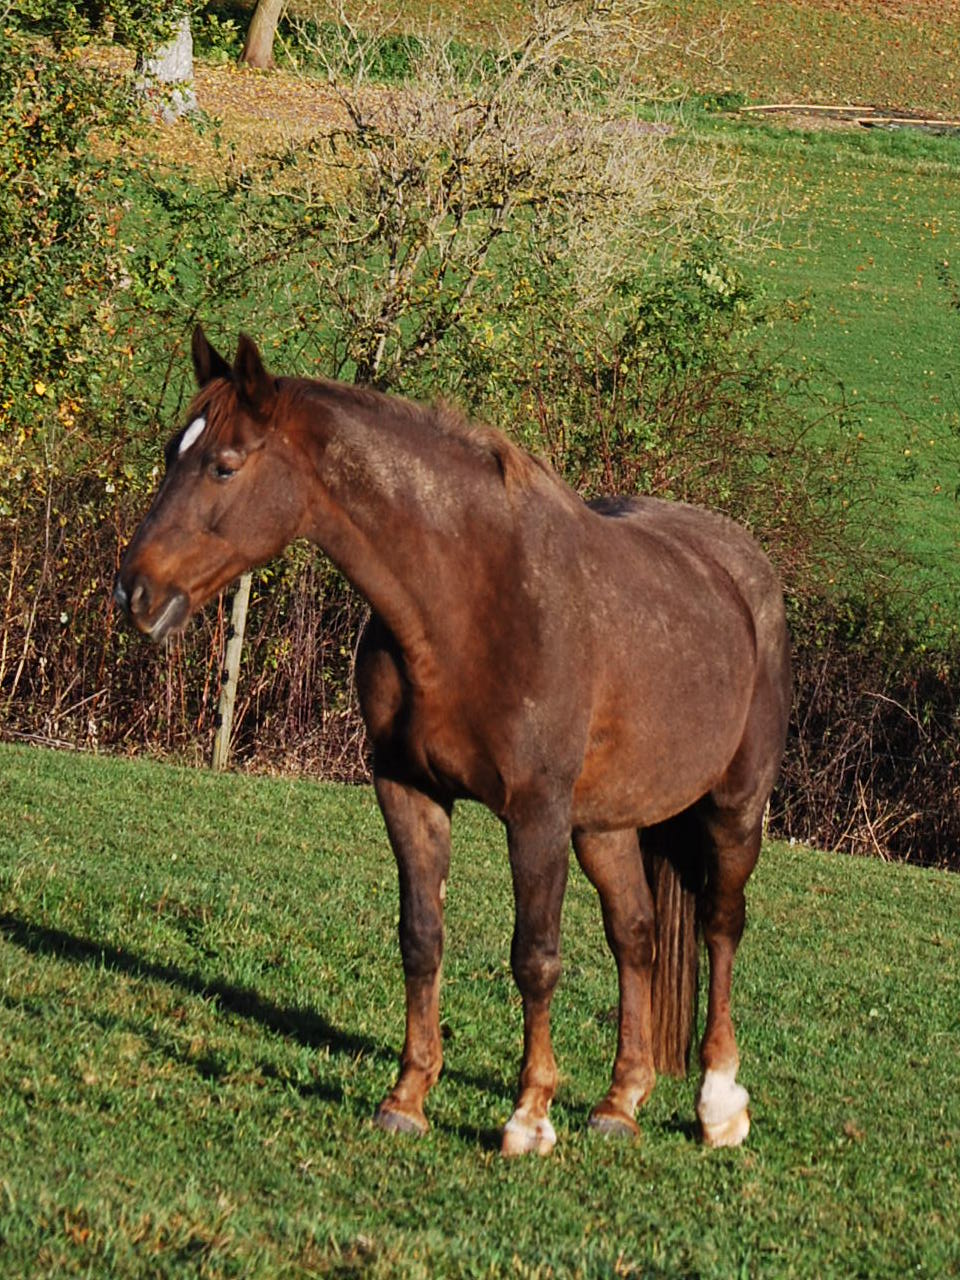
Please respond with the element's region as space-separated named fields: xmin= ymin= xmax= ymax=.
xmin=695 ymin=805 xmax=762 ymax=1148
xmin=573 ymin=828 xmax=657 ymax=1138
xmin=697 ymin=627 xmax=789 ymax=1148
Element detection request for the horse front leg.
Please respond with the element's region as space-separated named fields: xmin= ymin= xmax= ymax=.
xmin=501 ymin=808 xmax=570 ymax=1157
xmin=373 ymin=774 xmax=451 ymax=1136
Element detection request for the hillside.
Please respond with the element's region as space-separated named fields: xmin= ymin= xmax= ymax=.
xmin=155 ymin=4 xmax=960 ymax=626
xmin=290 ymin=0 xmax=960 ymax=115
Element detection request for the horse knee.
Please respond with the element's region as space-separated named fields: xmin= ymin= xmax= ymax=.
xmin=399 ymin=916 xmax=443 ymax=978
xmin=511 ymin=942 xmax=562 ymax=1001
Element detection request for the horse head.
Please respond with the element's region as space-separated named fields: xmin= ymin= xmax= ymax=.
xmin=115 ymin=327 xmax=305 ymax=641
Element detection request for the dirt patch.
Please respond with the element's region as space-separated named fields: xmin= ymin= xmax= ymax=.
xmin=87 ymin=47 xmax=350 ymax=166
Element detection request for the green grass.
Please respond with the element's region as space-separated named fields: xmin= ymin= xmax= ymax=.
xmin=712 ymin=122 xmax=960 ymax=626
xmin=2 ymin=743 xmax=958 ymax=1277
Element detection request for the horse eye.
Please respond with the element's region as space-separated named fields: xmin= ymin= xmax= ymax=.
xmin=212 ymin=459 xmax=238 ymax=480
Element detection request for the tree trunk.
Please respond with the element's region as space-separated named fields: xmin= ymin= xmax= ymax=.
xmin=135 ymin=15 xmax=197 ymax=122
xmin=241 ymin=0 xmax=286 ymax=70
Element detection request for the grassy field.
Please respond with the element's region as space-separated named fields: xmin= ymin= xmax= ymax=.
xmin=725 ymin=123 xmax=960 ymax=626
xmin=299 ymin=0 xmax=960 ymax=116
xmin=1 ymin=743 xmax=958 ymax=1277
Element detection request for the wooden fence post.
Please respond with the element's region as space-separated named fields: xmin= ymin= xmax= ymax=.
xmin=211 ymin=572 xmax=252 ymax=772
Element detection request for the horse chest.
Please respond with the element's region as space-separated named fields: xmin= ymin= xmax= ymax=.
xmin=355 ymin=643 xmax=504 ymax=806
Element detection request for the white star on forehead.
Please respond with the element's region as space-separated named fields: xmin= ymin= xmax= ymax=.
xmin=178 ymin=416 xmax=206 ymax=456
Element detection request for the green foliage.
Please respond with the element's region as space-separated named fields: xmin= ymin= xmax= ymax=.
xmin=2 ymin=2 xmax=955 ymax=864
xmin=0 ymin=4 xmax=253 ymax=752
xmin=0 ymin=0 xmax=195 ymax=519
xmin=291 ymin=18 xmax=429 ymax=81
xmin=2 ymin=744 xmax=959 ymax=1276
xmin=0 ymin=17 xmax=126 ymax=512
xmin=700 ymin=87 xmax=747 ymax=112
xmin=12 ymin=0 xmax=186 ymax=53
xmin=286 ymin=18 xmax=532 ymax=90
xmin=192 ymin=5 xmax=244 ymax=61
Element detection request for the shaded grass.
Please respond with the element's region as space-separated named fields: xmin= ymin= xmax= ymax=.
xmin=1 ymin=743 xmax=958 ymax=1276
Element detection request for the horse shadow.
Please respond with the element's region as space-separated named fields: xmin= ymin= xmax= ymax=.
xmin=0 ymin=912 xmax=697 ymax=1149
xmin=0 ymin=910 xmax=510 ymax=1142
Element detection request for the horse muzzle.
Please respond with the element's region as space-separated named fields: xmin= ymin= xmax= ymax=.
xmin=114 ymin=572 xmax=190 ymax=642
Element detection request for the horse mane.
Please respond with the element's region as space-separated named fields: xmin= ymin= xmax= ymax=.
xmin=431 ymin=398 xmax=555 ymax=494
xmin=186 ymin=373 xmax=563 ymax=498
xmin=291 ymin=378 xmax=560 ymax=497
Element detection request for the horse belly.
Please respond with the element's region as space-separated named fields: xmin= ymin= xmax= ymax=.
xmin=571 ymin=649 xmax=754 ymax=832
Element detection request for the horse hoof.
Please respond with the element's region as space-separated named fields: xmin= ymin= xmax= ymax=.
xmin=696 ymin=1068 xmax=751 ymax=1148
xmin=701 ymin=1070 xmax=752 ymax=1152
xmin=700 ymin=1107 xmax=750 ymax=1148
xmin=501 ymin=1112 xmax=557 ymax=1157
xmin=588 ymin=1106 xmax=639 ymax=1140
xmin=373 ymin=1103 xmax=428 ymax=1137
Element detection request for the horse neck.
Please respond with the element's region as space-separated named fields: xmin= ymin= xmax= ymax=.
xmin=292 ymin=385 xmax=507 ymax=650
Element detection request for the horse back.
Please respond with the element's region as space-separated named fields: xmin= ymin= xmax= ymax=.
xmin=586 ymin=495 xmax=784 ymax=628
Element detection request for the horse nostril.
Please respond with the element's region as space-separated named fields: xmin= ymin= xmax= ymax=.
xmin=129 ymin=576 xmax=150 ymax=618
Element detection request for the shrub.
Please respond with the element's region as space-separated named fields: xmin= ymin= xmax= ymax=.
xmin=3 ymin=1 xmax=955 ymax=867
xmin=777 ymin=598 xmax=960 ymax=867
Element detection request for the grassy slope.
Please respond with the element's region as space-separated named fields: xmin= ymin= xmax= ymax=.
xmin=658 ymin=0 xmax=960 ymax=118
xmin=2 ymin=744 xmax=958 ymax=1277
xmin=727 ymin=125 xmax=960 ymax=623
xmin=301 ymin=0 xmax=960 ymax=115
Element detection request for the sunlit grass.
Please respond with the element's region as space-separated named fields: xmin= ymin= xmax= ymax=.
xmin=2 ymin=743 xmax=957 ymax=1276
xmin=723 ymin=123 xmax=960 ymax=626
xmin=298 ymin=0 xmax=960 ymax=117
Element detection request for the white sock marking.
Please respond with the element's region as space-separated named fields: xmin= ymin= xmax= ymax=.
xmin=697 ymin=1066 xmax=749 ymax=1127
xmin=503 ymin=1113 xmax=556 ymax=1146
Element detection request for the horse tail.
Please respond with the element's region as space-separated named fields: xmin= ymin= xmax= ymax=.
xmin=645 ymin=818 xmax=702 ymax=1077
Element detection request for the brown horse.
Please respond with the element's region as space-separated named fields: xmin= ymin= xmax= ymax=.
xmin=115 ymin=328 xmax=791 ymax=1155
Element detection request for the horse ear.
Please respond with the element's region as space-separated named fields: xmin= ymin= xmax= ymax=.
xmin=233 ymin=333 xmax=277 ymax=418
xmin=192 ymin=325 xmax=232 ymax=387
